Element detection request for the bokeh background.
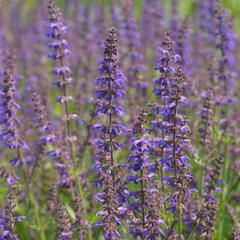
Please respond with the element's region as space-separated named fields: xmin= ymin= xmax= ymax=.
xmin=1 ymin=0 xmax=240 ymax=30
xmin=1 ymin=1 xmax=240 ymax=20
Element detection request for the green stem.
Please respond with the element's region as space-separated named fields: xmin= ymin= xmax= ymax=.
xmin=218 ymin=103 xmax=229 ymax=240
xmin=140 ymin=169 xmax=145 ymax=228
xmin=164 ymin=220 xmax=176 ymax=240
xmin=29 ymin=191 xmax=46 ymax=240
xmin=58 ymin=57 xmax=92 ymax=239
xmin=199 ymin=147 xmax=205 ymax=196
xmin=218 ymin=142 xmax=229 ymax=240
xmin=107 ymin=65 xmax=116 ymax=184
xmin=160 ymin=131 xmax=166 ymax=211
xmin=188 ymin=215 xmax=202 ymax=240
xmin=199 ymin=91 xmax=211 ymax=196
xmin=59 ymin=56 xmax=84 ymax=199
xmin=177 ymin=197 xmax=182 ymax=240
xmin=17 ymin=148 xmax=46 ymax=240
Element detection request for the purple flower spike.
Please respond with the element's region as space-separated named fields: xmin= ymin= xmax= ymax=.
xmin=94 ymin=27 xmax=126 ymax=240
xmin=0 ymin=51 xmax=28 ymax=167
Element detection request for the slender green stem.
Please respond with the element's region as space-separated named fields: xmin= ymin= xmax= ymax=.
xmin=107 ymin=67 xmax=116 ymax=185
xmin=218 ymin=141 xmax=229 ymax=240
xmin=199 ymin=92 xmax=212 ymax=196
xmin=217 ymin=18 xmax=230 ymax=238
xmin=177 ymin=197 xmax=182 ymax=240
xmin=199 ymin=147 xmax=205 ymax=196
xmin=58 ymin=57 xmax=92 ymax=239
xmin=140 ymin=169 xmax=145 ymax=228
xmin=188 ymin=208 xmax=204 ymax=240
xmin=58 ymin=56 xmax=84 ymax=196
xmin=160 ymin=130 xmax=166 ymax=211
xmin=138 ymin=118 xmax=146 ymax=229
xmin=29 ymin=191 xmax=46 ymax=240
xmin=17 ymin=148 xmax=46 ymax=240
xmin=163 ymin=220 xmax=176 ymax=240
xmin=218 ymin=103 xmax=229 ymax=240
xmin=188 ymin=219 xmax=199 ymax=240
xmin=172 ymin=79 xmax=182 ymax=239
xmin=78 ymin=105 xmax=96 ymax=164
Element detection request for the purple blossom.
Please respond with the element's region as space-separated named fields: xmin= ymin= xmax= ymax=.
xmin=94 ymin=27 xmax=125 ymax=239
xmin=0 ymin=51 xmax=28 ymax=167
xmin=46 ymin=0 xmax=78 ymax=130
xmin=214 ymin=2 xmax=236 ymax=108
xmin=0 ymin=193 xmax=23 ymax=240
xmin=56 ymin=203 xmax=72 ymax=240
xmin=94 ymin=27 xmax=126 ymax=165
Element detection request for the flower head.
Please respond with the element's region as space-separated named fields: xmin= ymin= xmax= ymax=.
xmin=0 ymin=51 xmax=28 ymax=167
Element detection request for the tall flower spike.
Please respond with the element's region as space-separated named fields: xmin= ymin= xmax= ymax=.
xmin=121 ymin=8 xmax=147 ymax=122
xmin=153 ymin=32 xmax=178 ymax=101
xmin=94 ymin=27 xmax=125 ymax=240
xmin=198 ymin=88 xmax=215 ymax=195
xmin=195 ymin=0 xmax=216 ymax=48
xmin=47 ymin=1 xmax=71 ymax=62
xmin=29 ymin=87 xmax=51 ymax=138
xmin=0 ymin=51 xmax=28 ymax=167
xmin=151 ymin=32 xmax=178 ymax=179
xmin=152 ymin=32 xmax=193 ymax=240
xmin=195 ymin=154 xmax=222 ymax=239
xmin=144 ymin=187 xmax=165 ymax=239
xmin=175 ymin=17 xmax=192 ymax=78
xmin=154 ymin=61 xmax=192 ymax=238
xmin=96 ymin=27 xmax=125 ymax=117
xmin=74 ymin=191 xmax=87 ymax=240
xmin=46 ymin=0 xmax=77 ymax=137
xmin=170 ymin=0 xmax=180 ymax=41
xmin=188 ymin=153 xmax=222 ymax=239
xmin=96 ymin=170 xmax=121 ymax=240
xmin=206 ymin=154 xmax=223 ymax=195
xmin=213 ymin=3 xmax=236 ymax=239
xmin=122 ymin=9 xmax=145 ymax=89
xmin=109 ymin=2 xmax=123 ymax=34
xmin=198 ymin=88 xmax=215 ymax=150
xmin=73 ymin=5 xmax=97 ymax=117
xmin=213 ymin=0 xmax=236 ymax=116
xmin=46 ymin=2 xmax=86 ymax=219
xmin=94 ymin=27 xmax=126 ymax=170
xmin=0 ymin=193 xmax=23 ymax=240
xmin=200 ymin=197 xmax=218 ymax=240
xmin=168 ymin=67 xmax=193 ymax=239
xmin=56 ymin=202 xmax=72 ymax=240
xmin=4 ymin=193 xmax=16 ymax=239
xmin=127 ymin=109 xmax=152 ymax=238
xmin=47 ymin=183 xmax=58 ymax=212
xmin=30 ymin=88 xmax=71 ymax=187
xmin=141 ymin=0 xmax=164 ymax=49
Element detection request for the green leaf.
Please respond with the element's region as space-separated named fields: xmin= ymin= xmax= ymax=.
xmin=65 ymin=203 xmax=76 ymax=221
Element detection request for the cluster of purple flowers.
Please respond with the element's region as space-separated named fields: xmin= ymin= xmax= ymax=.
xmin=47 ymin=0 xmax=78 ymax=133
xmin=127 ymin=110 xmax=151 ymax=238
xmin=0 ymin=51 xmax=28 ymax=167
xmin=0 ymin=193 xmax=24 ymax=240
xmin=94 ymin=27 xmax=126 ymax=239
xmin=94 ymin=27 xmax=126 ymax=166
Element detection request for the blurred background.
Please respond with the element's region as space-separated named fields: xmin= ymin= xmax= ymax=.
xmin=1 ymin=0 xmax=240 ymax=32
